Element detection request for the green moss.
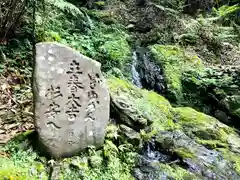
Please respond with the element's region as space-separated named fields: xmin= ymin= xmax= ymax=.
xmin=0 ymin=157 xmax=28 ymax=180
xmin=174 ymin=148 xmax=196 ymax=159
xmin=95 ymin=1 xmax=105 ymax=6
xmin=174 ymin=107 xmax=217 ymax=127
xmin=1 ymin=130 xmax=137 ymax=180
xmin=173 ymin=107 xmax=240 ymax=152
xmin=196 ymin=140 xmax=228 ymax=149
xmin=0 ymin=138 xmax=48 ymax=180
xmin=175 ymin=107 xmax=224 ymax=128
xmin=107 ymin=77 xmax=177 ymax=131
xmin=218 ymin=148 xmax=240 ymax=175
xmin=158 ymin=163 xmax=200 ymax=180
xmin=149 ymin=45 xmax=203 ymax=103
xmin=44 ymin=31 xmax=62 ymax=42
xmin=107 ymin=76 xmax=142 ymax=98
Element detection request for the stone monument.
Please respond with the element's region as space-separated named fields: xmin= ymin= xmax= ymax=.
xmin=33 ymin=42 xmax=110 ymax=158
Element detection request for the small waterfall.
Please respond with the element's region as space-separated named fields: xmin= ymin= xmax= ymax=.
xmin=143 ymin=139 xmax=171 ymax=162
xmin=131 ymin=47 xmax=166 ymax=94
xmin=131 ymin=51 xmax=143 ymax=88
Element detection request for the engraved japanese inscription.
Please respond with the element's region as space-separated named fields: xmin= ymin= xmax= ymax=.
xmin=65 ymin=60 xmax=84 ymax=121
xmin=33 ymin=42 xmax=110 ymax=158
xmin=44 ymin=85 xmax=63 ymax=128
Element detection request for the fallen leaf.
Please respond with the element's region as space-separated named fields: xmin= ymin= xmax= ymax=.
xmin=0 ymin=129 xmax=5 ymax=134
xmin=1 ymin=82 xmax=10 ymax=91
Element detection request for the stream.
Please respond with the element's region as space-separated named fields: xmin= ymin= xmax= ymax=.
xmin=131 ymin=48 xmax=175 ymax=180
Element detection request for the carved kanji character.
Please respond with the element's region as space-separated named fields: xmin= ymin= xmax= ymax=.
xmin=67 ymin=60 xmax=83 ymax=74
xmin=68 ymin=74 xmax=84 ymax=93
xmin=45 ymin=85 xmax=63 ymax=100
xmin=44 ymin=102 xmax=61 ymax=119
xmin=88 ymin=91 xmax=98 ymax=99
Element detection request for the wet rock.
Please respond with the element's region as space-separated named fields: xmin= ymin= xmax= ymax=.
xmin=135 ymin=155 xmax=160 ymax=173
xmin=136 ymin=47 xmax=166 ymax=94
xmin=33 ymin=42 xmax=110 ymax=158
xmin=142 ymin=140 xmax=171 ymax=163
xmin=119 ymin=124 xmax=141 ymax=145
xmin=156 ymin=130 xmax=240 ymax=179
xmin=133 ymin=160 xmax=173 ymax=180
xmin=132 ymin=168 xmax=145 ymax=180
xmin=108 ymin=77 xmax=240 ymax=179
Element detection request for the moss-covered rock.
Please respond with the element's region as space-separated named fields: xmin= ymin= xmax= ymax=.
xmin=149 ymin=45 xmax=203 ymax=103
xmin=173 ymin=107 xmax=240 ymax=150
xmin=182 ymin=65 xmax=240 ymax=126
xmin=108 ymin=77 xmax=175 ymax=132
xmin=108 ymin=77 xmax=240 ymax=179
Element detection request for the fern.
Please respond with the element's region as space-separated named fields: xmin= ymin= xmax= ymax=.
xmin=213 ymin=4 xmax=240 ymax=18
xmin=45 ymin=0 xmax=84 ymax=17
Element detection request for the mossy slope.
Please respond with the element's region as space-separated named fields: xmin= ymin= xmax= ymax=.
xmin=108 ymin=77 xmax=240 ymax=179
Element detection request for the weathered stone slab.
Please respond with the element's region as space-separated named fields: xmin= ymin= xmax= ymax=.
xmin=33 ymin=42 xmax=110 ymax=158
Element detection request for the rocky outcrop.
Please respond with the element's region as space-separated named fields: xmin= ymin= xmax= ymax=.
xmin=133 ymin=47 xmax=166 ymax=94
xmin=136 ymin=45 xmax=203 ymax=103
xmin=108 ymin=77 xmax=240 ymax=179
xmin=134 ymin=43 xmax=240 ymax=127
xmin=183 ymin=65 xmax=240 ymax=126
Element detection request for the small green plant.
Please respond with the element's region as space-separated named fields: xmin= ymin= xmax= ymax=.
xmin=0 ymin=135 xmax=48 ymax=180
xmin=213 ymin=4 xmax=240 ymax=18
xmin=45 ymin=0 xmax=84 ymax=17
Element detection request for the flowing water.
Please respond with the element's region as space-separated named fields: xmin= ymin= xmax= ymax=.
xmin=131 ymin=48 xmax=166 ymax=94
xmin=131 ymin=51 xmax=143 ymax=88
xmin=143 ymin=139 xmax=171 ymax=162
xmin=131 ymin=49 xmax=169 ymax=162
xmin=130 ymin=48 xmax=173 ymax=179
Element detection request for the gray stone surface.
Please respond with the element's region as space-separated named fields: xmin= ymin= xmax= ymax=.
xmin=33 ymin=42 xmax=110 ymax=158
